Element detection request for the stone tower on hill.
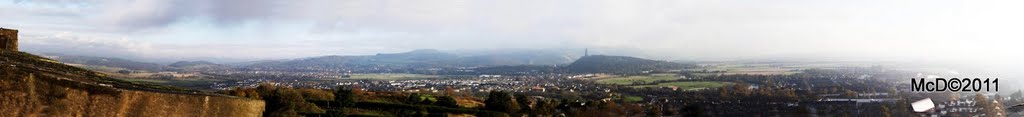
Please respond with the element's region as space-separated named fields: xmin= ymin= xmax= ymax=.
xmin=0 ymin=28 xmax=17 ymax=51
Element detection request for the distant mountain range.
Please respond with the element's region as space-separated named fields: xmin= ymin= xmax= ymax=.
xmin=39 ymin=53 xmax=229 ymax=72
xmin=474 ymin=55 xmax=694 ymax=74
xmin=245 ymin=49 xmax=580 ymax=69
xmin=37 ymin=49 xmax=692 ymax=74
xmin=442 ymin=49 xmax=579 ymax=66
xmin=169 ymin=61 xmax=231 ymax=72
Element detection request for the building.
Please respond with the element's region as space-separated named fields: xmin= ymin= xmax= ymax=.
xmin=0 ymin=28 xmax=17 ymax=51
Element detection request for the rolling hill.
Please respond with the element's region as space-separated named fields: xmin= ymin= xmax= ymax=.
xmin=40 ymin=53 xmax=168 ymax=71
xmin=168 ymin=60 xmax=231 ymax=71
xmin=566 ymin=55 xmax=692 ymax=73
xmin=246 ymin=49 xmax=579 ymax=70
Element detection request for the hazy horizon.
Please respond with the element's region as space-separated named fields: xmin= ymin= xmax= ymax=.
xmin=6 ymin=1 xmax=1024 ymax=116
xmin=3 ymin=0 xmax=1023 ymax=73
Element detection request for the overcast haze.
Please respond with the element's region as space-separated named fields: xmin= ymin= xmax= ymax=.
xmin=1 ymin=0 xmax=1022 ymax=70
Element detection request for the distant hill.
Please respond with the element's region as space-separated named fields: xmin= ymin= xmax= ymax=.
xmin=1 ymin=50 xmax=263 ymax=116
xmin=169 ymin=61 xmax=218 ymax=67
xmin=566 ymin=55 xmax=691 ymax=73
xmin=373 ymin=49 xmax=458 ymax=63
xmin=246 ymin=49 xmax=579 ymax=71
xmin=474 ymin=65 xmax=564 ymax=75
xmin=248 ymin=49 xmax=457 ymax=70
xmin=169 ymin=61 xmax=231 ymax=71
xmin=40 ymin=53 xmax=168 ymax=71
xmin=36 ymin=50 xmax=689 ymax=74
xmin=443 ymin=50 xmax=578 ymax=66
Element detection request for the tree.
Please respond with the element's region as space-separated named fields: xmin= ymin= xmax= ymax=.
xmin=444 ymin=86 xmax=456 ymax=96
xmin=623 ymin=104 xmax=645 ymax=116
xmin=475 ymin=111 xmax=510 ymax=117
xmin=407 ymin=93 xmax=426 ymax=105
xmin=485 ymin=91 xmax=520 ymax=114
xmin=647 ymin=104 xmax=663 ymax=117
xmin=534 ymin=99 xmax=560 ymax=116
xmin=227 ymin=87 xmax=261 ymax=99
xmin=265 ymin=89 xmax=324 ymax=117
xmin=977 ymin=94 xmax=1006 ymax=117
xmin=256 ymin=83 xmax=277 ymax=97
xmin=880 ymin=105 xmax=891 ymax=117
xmin=731 ymin=83 xmax=752 ymax=97
xmin=600 ymin=101 xmax=625 ymax=116
xmin=781 ymin=89 xmax=799 ymax=101
xmin=325 ymin=109 xmax=346 ymax=117
xmin=842 ymin=90 xmax=858 ymax=98
xmin=515 ymin=94 xmax=534 ymax=116
xmin=298 ymin=89 xmax=334 ymax=101
xmin=334 ymin=86 xmax=356 ymax=108
xmin=117 ymin=70 xmax=132 ymax=75
xmin=680 ymin=105 xmax=705 ymax=117
xmin=437 ymin=96 xmax=459 ymax=108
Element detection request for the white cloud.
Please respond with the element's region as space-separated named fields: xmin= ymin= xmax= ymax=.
xmin=0 ymin=0 xmax=1021 ymax=67
xmin=19 ymin=31 xmax=155 ymax=58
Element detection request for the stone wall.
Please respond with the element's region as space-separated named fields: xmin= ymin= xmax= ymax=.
xmin=0 ymin=28 xmax=17 ymax=51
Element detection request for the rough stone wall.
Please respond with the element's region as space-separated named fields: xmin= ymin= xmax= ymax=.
xmin=0 ymin=66 xmax=265 ymax=117
xmin=0 ymin=28 xmax=17 ymax=51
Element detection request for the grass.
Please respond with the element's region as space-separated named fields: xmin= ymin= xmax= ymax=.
xmin=347 ymin=108 xmax=390 ymax=117
xmin=2 ymin=51 xmax=199 ymax=93
xmin=687 ymin=63 xmax=806 ymax=76
xmin=455 ymin=97 xmax=484 ymax=108
xmin=67 ymin=63 xmax=126 ymax=72
xmin=596 ymin=73 xmax=681 ymax=85
xmin=117 ymin=77 xmax=223 ymax=84
xmin=114 ymin=77 xmax=226 ymax=91
xmin=118 ymin=78 xmax=172 ymax=83
xmin=623 ymin=96 xmax=643 ymax=102
xmin=630 ymin=81 xmax=730 ymax=90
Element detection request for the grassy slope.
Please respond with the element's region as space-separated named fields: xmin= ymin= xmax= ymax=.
xmin=1 ymin=51 xmax=201 ymax=94
xmin=1 ymin=50 xmax=265 ymax=117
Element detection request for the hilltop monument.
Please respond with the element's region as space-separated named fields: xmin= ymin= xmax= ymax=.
xmin=0 ymin=28 xmax=17 ymax=51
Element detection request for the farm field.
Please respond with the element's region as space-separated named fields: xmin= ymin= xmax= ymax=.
xmin=596 ymin=73 xmax=681 ymax=85
xmin=630 ymin=81 xmax=730 ymax=90
xmin=686 ymin=62 xmax=874 ymax=76
xmin=114 ymin=77 xmax=227 ymax=91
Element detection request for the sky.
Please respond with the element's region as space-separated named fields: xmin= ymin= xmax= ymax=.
xmin=1 ymin=0 xmax=1023 ymax=68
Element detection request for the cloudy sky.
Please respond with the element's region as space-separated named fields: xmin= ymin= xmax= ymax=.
xmin=1 ymin=0 xmax=1022 ymax=66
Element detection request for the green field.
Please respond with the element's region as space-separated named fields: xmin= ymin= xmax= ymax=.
xmin=596 ymin=73 xmax=681 ymax=85
xmin=118 ymin=78 xmax=173 ymax=83
xmin=115 ymin=77 xmax=227 ymax=91
xmin=630 ymin=81 xmax=730 ymax=90
xmin=623 ymin=96 xmax=644 ymax=102
xmin=687 ymin=62 xmax=878 ymax=76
